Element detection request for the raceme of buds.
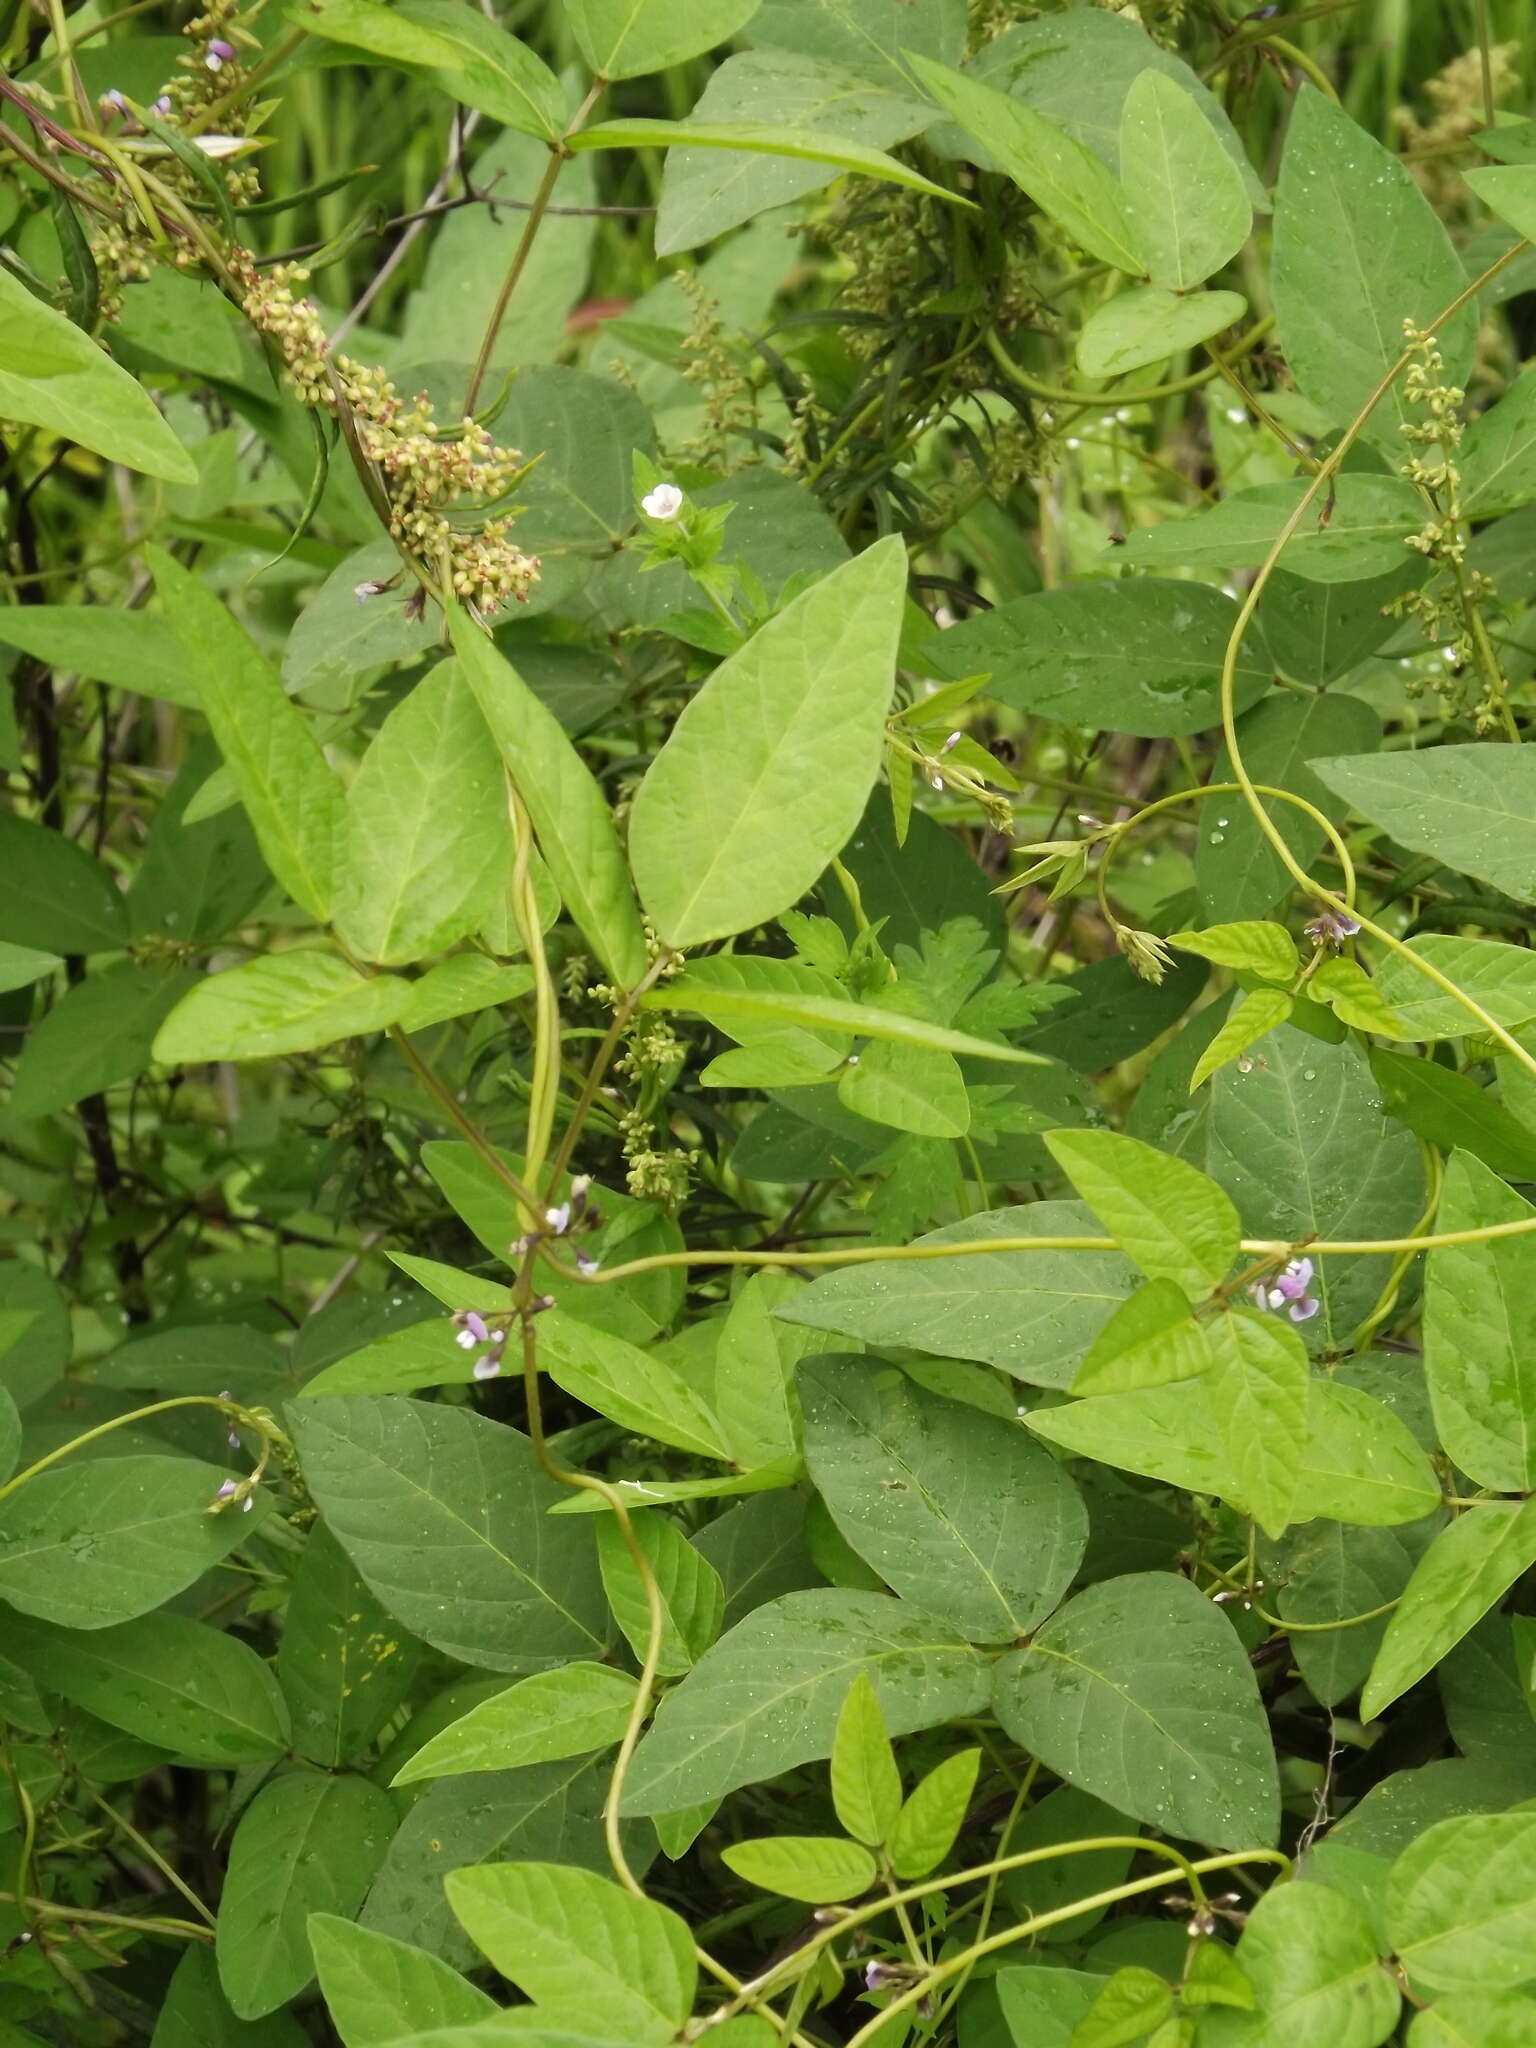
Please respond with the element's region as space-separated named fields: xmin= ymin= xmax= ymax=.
xmin=1117 ymin=924 xmax=1176 ymax=986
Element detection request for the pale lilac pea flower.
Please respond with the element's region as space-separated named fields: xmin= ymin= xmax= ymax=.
xmin=453 ymin=1310 xmax=490 ymax=1351
xmin=545 ymin=1201 xmax=571 ymax=1235
xmin=1251 ymin=1256 xmax=1320 ymax=1323
xmin=154 ymin=94 xmax=173 ymax=114
xmin=205 ymin=37 xmax=235 ymax=68
xmin=641 ymin=483 xmax=683 ymax=521
xmin=216 ymin=1478 xmax=238 ymax=1500
xmin=1305 ymin=908 xmax=1361 ymax=949
xmin=472 ymin=1342 xmax=504 ymax=1382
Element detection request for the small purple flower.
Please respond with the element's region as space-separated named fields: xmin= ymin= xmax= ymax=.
xmin=1250 ymin=1256 xmax=1320 ymax=1323
xmin=227 ymin=1426 xmax=241 ymax=1448
xmin=454 ymin=1310 xmax=491 ymax=1351
xmin=216 ymin=1478 xmax=237 ymax=1500
xmin=574 ymin=1247 xmax=600 ymax=1277
xmin=544 ymin=1202 xmax=572 ymax=1236
xmin=205 ymin=36 xmax=236 ymax=68
xmin=1305 ymin=908 xmax=1361 ymax=950
xmin=154 ymin=93 xmax=173 ymax=114
xmin=102 ymin=89 xmax=128 ymax=113
xmin=472 ymin=1341 xmax=504 ymax=1382
xmin=242 ymin=1493 xmax=254 ymax=1511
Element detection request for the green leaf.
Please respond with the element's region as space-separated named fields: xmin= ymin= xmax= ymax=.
xmin=392 ymin=1664 xmax=638 ymax=1785
xmin=287 ymin=1396 xmax=607 ymax=1671
xmin=446 ymin=1861 xmax=695 ymax=2039
xmin=721 ymin=1834 xmax=878 ymax=1903
xmin=0 ymin=811 xmax=128 ymax=955
xmin=654 ymin=51 xmax=931 ymax=254
xmin=1265 ymin=1517 xmax=1438 ymax=1709
xmin=1190 ymin=990 xmax=1296 ymax=1093
xmin=780 ymin=1200 xmax=1136 ymax=1388
xmin=1072 ymin=1966 xmax=1173 ymax=2048
xmin=1120 ymin=476 xmax=1423 ymax=583
xmin=1205 ymin=1881 xmax=1399 ymax=2047
xmin=1272 ymin=88 xmax=1475 ymax=452
xmin=908 ymin=55 xmax=1140 ymax=272
xmin=1361 ymin=1500 xmax=1536 ymax=1719
xmin=712 ymin=1271 xmax=811 ymax=1470
xmin=1197 ymin=692 xmax=1381 ymax=922
xmin=399 ymin=957 xmax=535 ymax=1032
xmin=0 ymin=940 xmax=61 ymax=994
xmin=648 ymin=961 xmax=1046 ymax=1063
xmin=309 ymin=1916 xmax=499 ymax=2045
xmin=629 ymin=538 xmax=904 ymax=947
xmin=538 ymin=1310 xmax=728 ymax=1461
xmin=621 ymin=1588 xmax=990 ymax=1815
xmin=1071 ymin=1278 xmax=1212 ymax=1396
xmin=1257 ymin=561 xmax=1428 ymax=688
xmin=0 ymin=606 xmax=195 ymax=703
xmin=566 ymin=0 xmax=760 ymax=79
xmin=1002 ymin=1786 xmax=1138 ymax=1948
xmin=830 ymin=1670 xmax=902 ymax=1847
xmin=887 ymin=1745 xmax=980 ymax=1880
xmin=152 ymin=1947 xmax=308 ymax=2048
xmin=0 ymin=267 xmax=195 ymax=482
xmin=753 ymin=0 xmax=964 ymax=95
xmin=4 ymin=1610 xmax=290 ymax=1764
xmin=1312 ymin=744 xmax=1536 ymax=904
xmin=596 ymin=1510 xmax=724 ymax=1676
xmin=801 ymin=1356 xmax=1086 ymax=1642
xmin=992 ymin=1572 xmax=1279 ymax=1850
xmin=0 ymin=1387 xmax=17 ymax=1486
xmin=1466 ymin=162 xmax=1536 ymax=240
xmin=448 ymin=609 xmax=648 ymax=990
xmin=286 ymin=0 xmax=467 ymax=65
xmin=1077 ymin=286 xmax=1247 ymax=380
xmin=1388 ymin=1811 xmax=1536 ymax=1994
xmin=150 ymin=547 xmax=346 ymax=922
xmin=1408 ymin=1991 xmax=1536 ymax=2046
xmin=276 ymin=1524 xmax=422 ymax=1769
xmin=1295 ymin=1379 xmax=1441 ymax=1526
xmin=1202 ymin=1310 xmax=1310 ymax=1540
xmin=838 ymin=1037 xmax=970 ymax=1136
xmin=1424 ymin=1152 xmax=1536 ymax=1490
xmin=1045 ymin=1129 xmax=1240 ymax=1299
xmin=0 ymin=1455 xmax=263 ymax=1627
xmin=923 ymin=581 xmax=1272 ymax=741
xmin=10 ymin=960 xmax=195 ymax=1117
xmin=1459 ymin=364 xmax=1536 ymax=519
xmin=154 ymin=954 xmax=410 ymax=1064
xmin=1373 ymin=1051 xmax=1536 ymax=1182
xmin=335 ymin=661 xmax=511 ymax=966
xmin=298 ymin=0 xmax=566 ymax=138
xmin=1117 ymin=69 xmax=1252 ymax=287
xmin=1373 ymin=935 xmax=1536 ymax=1040
xmin=216 ymin=1772 xmax=395 ymax=2018
xmin=573 ymin=118 xmax=967 ymax=211
xmin=1169 ymin=922 xmax=1298 ymax=980
xmin=1311 ymin=959 xmax=1408 ymax=1037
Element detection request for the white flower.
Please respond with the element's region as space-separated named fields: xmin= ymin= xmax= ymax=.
xmin=641 ymin=482 xmax=684 ymax=521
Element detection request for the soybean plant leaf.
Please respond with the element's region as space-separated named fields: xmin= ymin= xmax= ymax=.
xmin=596 ymin=1511 xmax=724 ymax=1676
xmin=309 ymin=1916 xmax=499 ymax=2045
xmin=888 ymin=1746 xmax=981 ymax=1880
xmin=216 ymin=1773 xmax=395 ymax=2019
xmin=630 ymin=538 xmax=904 ymax=948
xmin=1202 ymin=1310 xmax=1310 ymax=1540
xmin=0 ymin=811 xmax=128 ymax=955
xmin=300 ymin=0 xmax=566 ymax=139
xmin=1408 ymin=1992 xmax=1536 ymax=2045
xmin=1311 ymin=745 xmax=1536 ymax=903
xmin=1361 ymin=1499 xmax=1536 ymax=1720
xmin=287 ymin=1396 xmax=607 ymax=1671
xmin=1169 ymin=922 xmax=1298 ymax=982
xmin=574 ymin=120 xmax=966 ymax=212
xmin=1373 ymin=1050 xmax=1536 ymax=1183
xmin=1073 ymin=1968 xmax=1172 ymax=2045
xmin=10 ymin=960 xmax=196 ymax=1117
xmin=712 ymin=1271 xmax=814 ymax=1470
xmin=1373 ymin=936 xmax=1536 ymax=1040
xmin=0 ymin=268 xmax=195 ymax=482
xmin=1072 ymin=1279 xmax=1212 ymax=1396
xmin=1388 ymin=1811 xmax=1536 ymax=1994
xmin=1197 ymin=692 xmax=1382 ymax=922
xmin=0 ymin=606 xmax=194 ymax=703
xmin=1296 ymin=1380 xmax=1441 ymax=1526
xmin=538 ymin=1310 xmax=729 ymax=1460
xmin=799 ymin=1355 xmax=1087 ymax=1642
xmin=1174 ymin=1025 xmax=1425 ymax=1351
xmin=1202 ymin=1881 xmax=1399 ymax=2048
xmin=277 ymin=1524 xmax=422 ymax=1769
xmin=922 ymin=581 xmax=1272 ymax=740
xmin=1266 ymin=1518 xmax=1438 ymax=1710
xmin=1465 ymin=163 xmax=1536 ymax=240
xmin=448 ymin=609 xmax=648 ymax=989
xmin=1460 ymin=364 xmax=1536 ymax=517
xmin=621 ymin=1589 xmax=991 ymax=1815
xmin=1045 ymin=1130 xmax=1240 ymax=1299
xmin=1273 ymin=88 xmax=1475 ymax=452
xmin=154 ymin=954 xmax=410 ymax=1063
xmin=839 ymin=1038 xmax=970 ymax=1137
xmin=1078 ymin=285 xmax=1247 ymax=380
xmin=566 ymin=0 xmax=760 ymax=80
xmin=4 ymin=1610 xmax=290 ymax=1763
xmin=830 ymin=1670 xmax=901 ymax=1847
xmin=335 ymin=661 xmax=510 ymax=966
xmin=1256 ymin=561 xmax=1429 ymax=688
xmin=778 ymin=1200 xmax=1137 ymax=1388
xmin=399 ymin=957 xmax=535 ymax=1031
xmin=722 ymin=1835 xmax=877 ymax=1903
xmin=0 ymin=1455 xmax=264 ymax=1628
xmin=1424 ymin=1153 xmax=1536 ymax=1491
xmin=993 ymin=1572 xmax=1279 ymax=1850
xmin=393 ymin=1665 xmax=638 ymax=1785
xmin=1119 ymin=476 xmax=1424 ymax=583
xmin=1118 ymin=69 xmax=1252 ymax=288
xmin=1191 ymin=990 xmax=1296 ymax=1094
xmin=446 ymin=1861 xmax=694 ymax=2038
xmin=154 ymin=1947 xmax=308 ymax=2048
xmin=285 ymin=0 xmax=469 ymax=66
xmin=0 ymin=941 xmax=61 ymax=994
xmin=908 ymin=55 xmax=1140 ymax=272
xmin=655 ymin=52 xmax=930 ymax=254
xmin=150 ymin=547 xmax=345 ymax=922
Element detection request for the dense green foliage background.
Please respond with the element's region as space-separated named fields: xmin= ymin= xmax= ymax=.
xmin=6 ymin=0 xmax=1536 ymax=2042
